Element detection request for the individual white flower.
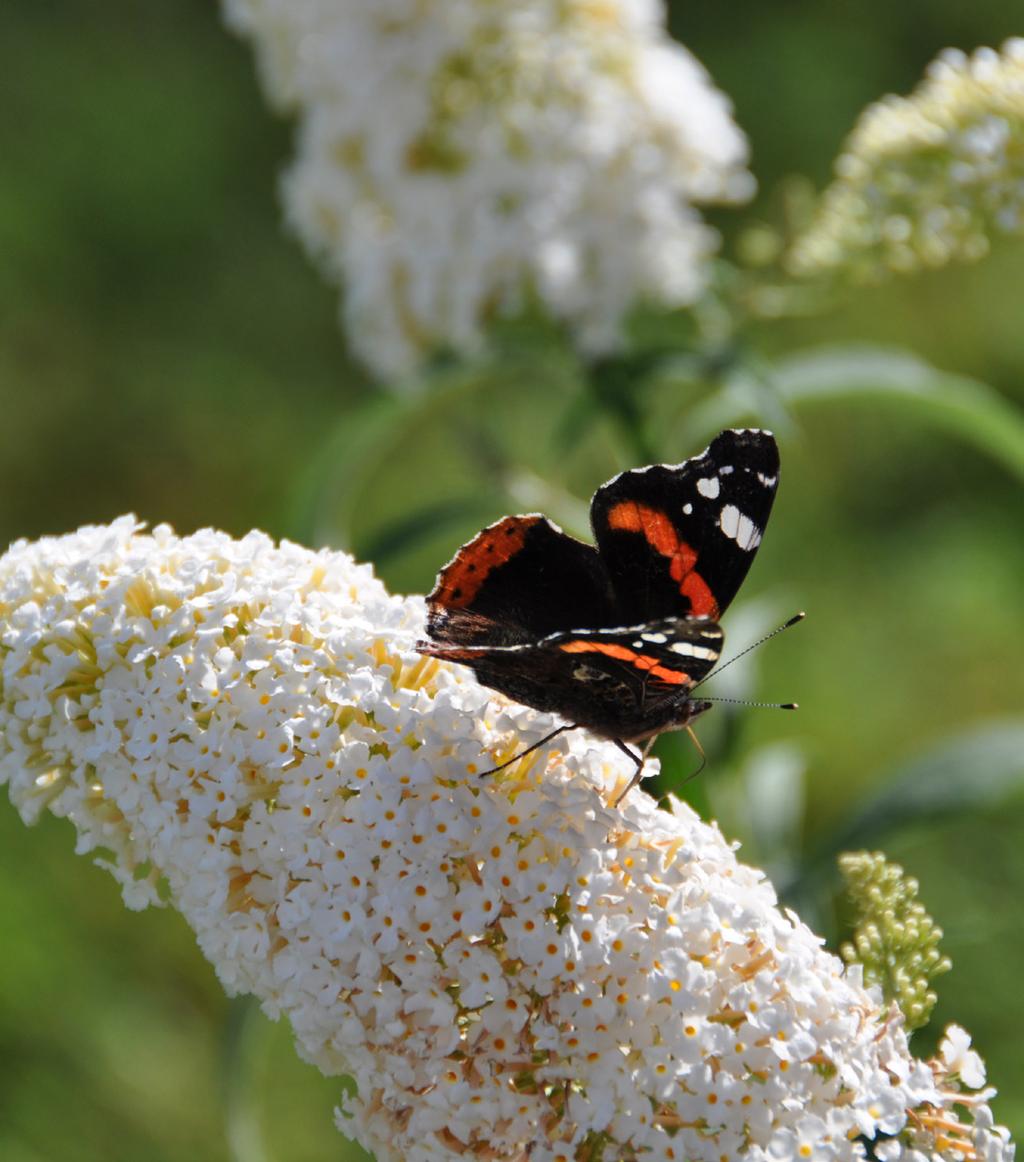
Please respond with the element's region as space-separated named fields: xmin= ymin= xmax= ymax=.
xmin=221 ymin=0 xmax=753 ymax=380
xmin=939 ymin=1024 xmax=987 ymax=1091
xmin=790 ymin=39 xmax=1024 ymax=281
xmin=0 ymin=518 xmax=1014 ymax=1161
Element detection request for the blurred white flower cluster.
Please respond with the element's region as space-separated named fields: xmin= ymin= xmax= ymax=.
xmin=222 ymin=0 xmax=752 ymax=380
xmin=791 ymin=39 xmax=1024 ymax=281
xmin=0 ymin=519 xmax=1013 ymax=1162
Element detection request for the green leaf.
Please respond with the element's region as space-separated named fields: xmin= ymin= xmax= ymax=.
xmin=823 ymin=719 xmax=1024 ymax=851
xmin=284 ymin=366 xmax=491 ymax=549
xmin=285 ymin=395 xmax=408 ymax=549
xmin=360 ymin=498 xmax=497 ymax=568
xmin=687 ymin=345 xmax=1024 ymax=478
xmin=777 ymin=719 xmax=1024 ymax=926
xmin=676 ymin=355 xmax=795 ymax=447
xmin=789 ymin=720 xmax=1024 ymax=902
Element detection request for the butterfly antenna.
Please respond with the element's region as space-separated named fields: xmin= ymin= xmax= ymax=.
xmin=699 ymin=696 xmax=798 ymax=710
xmin=477 ymin=723 xmax=576 ymax=777
xmin=690 ymin=610 xmax=805 ymax=693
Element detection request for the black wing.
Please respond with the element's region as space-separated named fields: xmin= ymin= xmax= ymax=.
xmin=423 ymin=514 xmax=615 ymax=645
xmin=419 ymin=617 xmax=723 ymax=742
xmin=590 ymin=429 xmax=779 ymax=622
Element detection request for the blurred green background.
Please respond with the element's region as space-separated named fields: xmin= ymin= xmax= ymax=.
xmin=1 ymin=2 xmax=1022 ymax=1159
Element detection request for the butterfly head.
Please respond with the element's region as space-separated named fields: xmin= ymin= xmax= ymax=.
xmin=663 ymin=693 xmax=713 ymax=736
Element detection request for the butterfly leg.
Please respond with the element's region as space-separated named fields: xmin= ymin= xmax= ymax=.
xmin=680 ymin=725 xmax=707 ymax=785
xmin=477 ymin=723 xmax=577 ymax=777
xmin=610 ymin=738 xmax=650 ymax=807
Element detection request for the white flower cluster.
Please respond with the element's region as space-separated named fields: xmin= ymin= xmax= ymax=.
xmin=790 ymin=39 xmax=1024 ymax=281
xmin=222 ymin=0 xmax=752 ymax=380
xmin=0 ymin=518 xmax=1013 ymax=1162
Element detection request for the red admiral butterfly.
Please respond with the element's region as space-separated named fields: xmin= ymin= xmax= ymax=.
xmin=417 ymin=428 xmax=783 ymax=802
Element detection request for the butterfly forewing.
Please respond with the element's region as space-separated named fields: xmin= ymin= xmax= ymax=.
xmin=425 ymin=514 xmax=614 ymax=644
xmin=590 ymin=429 xmax=779 ymax=622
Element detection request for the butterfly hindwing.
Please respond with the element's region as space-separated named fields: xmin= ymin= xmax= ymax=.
xmin=547 ymin=617 xmax=722 ymax=694
xmin=420 ymin=617 xmax=723 ymax=743
xmin=590 ymin=428 xmax=779 ymax=622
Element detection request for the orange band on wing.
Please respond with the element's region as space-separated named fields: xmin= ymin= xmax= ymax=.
xmin=433 ymin=516 xmax=540 ymax=608
xmin=605 ymin=501 xmax=719 ymax=618
xmin=679 ymin=572 xmax=718 ymax=619
xmin=559 ymin=640 xmax=691 ymax=685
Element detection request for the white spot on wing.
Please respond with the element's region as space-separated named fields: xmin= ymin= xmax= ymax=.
xmin=738 ymin=516 xmax=761 ymax=550
xmin=682 ymin=502 xmax=693 ymax=515
xmin=719 ymin=505 xmax=762 ymax=550
xmin=641 ymin=632 xmax=668 ymax=644
xmin=719 ymin=465 xmax=735 ymax=475
xmin=669 ymin=642 xmax=719 ymax=660
xmin=719 ymin=504 xmax=740 ymax=539
xmin=757 ymin=472 xmax=778 ymax=487
xmin=697 ymin=476 xmax=720 ymax=499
